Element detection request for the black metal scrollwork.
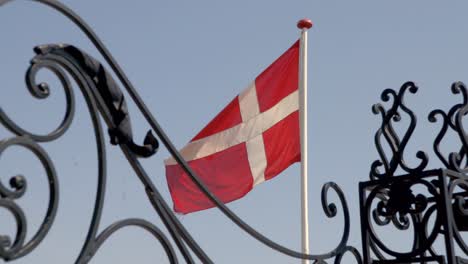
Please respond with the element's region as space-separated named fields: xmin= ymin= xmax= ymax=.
xmin=361 ymin=81 xmax=468 ymax=263
xmin=427 ymin=82 xmax=468 ymax=263
xmin=429 ymin=82 xmax=468 ymax=173
xmin=0 ymin=137 xmax=58 ymax=261
xmin=370 ymin=81 xmax=429 ymax=180
xmin=363 ymin=176 xmax=444 ymax=261
xmin=375 ymin=180 xmax=428 ymax=226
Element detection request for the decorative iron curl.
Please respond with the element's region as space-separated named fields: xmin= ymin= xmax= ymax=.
xmin=312 ymin=182 xmax=362 ymax=263
xmin=370 ymin=81 xmax=429 ymax=180
xmin=0 ymin=56 xmax=75 ymax=142
xmin=271 ymin=182 xmax=363 ymax=264
xmin=447 ymin=178 xmax=468 ymax=256
xmin=0 ymin=136 xmax=58 ymax=261
xmin=333 ymin=246 xmax=363 ymax=264
xmin=429 ymin=82 xmax=468 ymax=173
xmin=364 ymin=179 xmax=443 ymax=261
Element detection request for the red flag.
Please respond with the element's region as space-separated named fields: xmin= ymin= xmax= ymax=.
xmin=165 ymin=41 xmax=300 ymax=214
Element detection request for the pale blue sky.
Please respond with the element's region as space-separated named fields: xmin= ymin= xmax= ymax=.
xmin=1 ymin=0 xmax=468 ymax=263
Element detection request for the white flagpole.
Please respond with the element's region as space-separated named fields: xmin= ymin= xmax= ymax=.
xmin=297 ymin=18 xmax=312 ymax=264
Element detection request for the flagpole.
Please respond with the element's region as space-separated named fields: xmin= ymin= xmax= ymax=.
xmin=297 ymin=18 xmax=312 ymax=264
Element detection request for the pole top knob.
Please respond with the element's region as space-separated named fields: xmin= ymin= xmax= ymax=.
xmin=297 ymin=19 xmax=313 ymax=30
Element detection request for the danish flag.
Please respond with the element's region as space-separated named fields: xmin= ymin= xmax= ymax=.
xmin=165 ymin=40 xmax=300 ymax=214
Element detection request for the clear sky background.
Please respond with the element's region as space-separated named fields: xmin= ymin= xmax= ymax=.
xmin=1 ymin=0 xmax=468 ymax=263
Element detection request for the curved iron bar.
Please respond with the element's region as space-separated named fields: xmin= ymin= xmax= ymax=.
xmin=0 ymin=197 xmax=27 ymax=259
xmin=447 ymin=83 xmax=468 ymax=172
xmin=0 ymin=0 xmax=362 ymax=262
xmin=429 ymin=109 xmax=451 ymax=169
xmin=372 ymin=191 xmax=391 ymax=226
xmin=91 ymin=218 xmax=178 ymax=263
xmin=421 ymin=204 xmax=441 ymax=259
xmin=0 ymin=56 xmax=75 ymax=142
xmin=371 ymin=128 xmax=390 ymax=179
xmin=453 ymin=83 xmax=468 ymax=162
xmin=0 ymin=136 xmax=58 ymax=260
xmin=447 ymin=179 xmax=468 ymax=255
xmin=395 ymin=84 xmax=428 ymax=174
xmin=370 ymin=82 xmax=429 ymax=180
xmin=333 ymin=246 xmax=363 ymax=264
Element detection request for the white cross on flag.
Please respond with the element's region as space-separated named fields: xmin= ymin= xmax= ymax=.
xmin=165 ymin=40 xmax=300 ymax=214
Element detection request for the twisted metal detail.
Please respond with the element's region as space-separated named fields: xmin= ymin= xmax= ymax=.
xmin=370 ymin=81 xmax=429 ymax=180
xmin=364 ymin=176 xmax=443 ymax=260
xmin=429 ymin=82 xmax=468 ymax=173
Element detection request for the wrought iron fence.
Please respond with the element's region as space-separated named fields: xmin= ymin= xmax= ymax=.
xmin=360 ymin=82 xmax=468 ymax=263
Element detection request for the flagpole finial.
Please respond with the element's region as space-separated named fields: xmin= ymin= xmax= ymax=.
xmin=297 ymin=19 xmax=313 ymax=30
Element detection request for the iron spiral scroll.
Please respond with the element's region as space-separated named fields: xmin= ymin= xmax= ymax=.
xmin=0 ymin=0 xmax=361 ymax=263
xmin=370 ymin=81 xmax=429 ymax=180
